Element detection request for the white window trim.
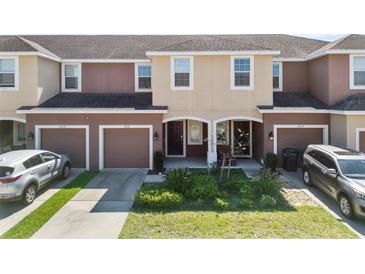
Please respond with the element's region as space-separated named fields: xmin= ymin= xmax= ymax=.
xmin=273 ymin=124 xmax=329 ymax=154
xmin=230 ymin=56 xmax=254 ymax=91
xmin=355 ymin=128 xmax=365 ymax=151
xmin=170 ymin=56 xmax=193 ymax=91
xmin=0 ymin=56 xmax=19 ymax=91
xmin=13 ymin=121 xmax=25 ymax=146
xmin=99 ymin=125 xmax=153 ymax=170
xmin=273 ymin=61 xmax=283 ymax=92
xmin=135 ymin=63 xmax=152 ymax=92
xmin=216 ymin=120 xmax=230 ymax=145
xmin=187 ymin=120 xmax=203 ymax=145
xmin=61 ymin=63 xmax=82 ymax=92
xmin=35 ymin=125 xmax=90 ymax=170
xmin=350 ymin=54 xmax=365 ymax=90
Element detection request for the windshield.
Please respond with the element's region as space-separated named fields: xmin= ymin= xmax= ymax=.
xmin=0 ymin=166 xmax=15 ymax=177
xmin=338 ymin=160 xmax=365 ymax=179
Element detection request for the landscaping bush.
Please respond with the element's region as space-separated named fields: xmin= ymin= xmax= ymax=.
xmin=223 ymin=176 xmax=254 ymax=198
xmin=239 ymin=181 xmax=254 ymax=200
xmin=264 ymin=153 xmax=279 ymax=172
xmin=218 ymin=191 xmax=229 ymax=200
xmin=258 ymin=195 xmax=277 ymax=208
xmin=214 ymin=198 xmax=230 ymax=210
xmin=190 ymin=198 xmax=204 ymax=209
xmin=254 ymin=169 xmax=282 ymax=198
xmin=189 ymin=175 xmax=219 ymax=200
xmin=135 ymin=186 xmax=183 ymax=209
xmin=238 ymin=198 xmax=254 ymax=209
xmin=164 ymin=168 xmax=192 ymax=194
xmin=153 ymin=151 xmax=164 ymax=173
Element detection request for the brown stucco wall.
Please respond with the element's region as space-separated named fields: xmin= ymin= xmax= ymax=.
xmin=282 ymin=62 xmax=309 ymax=92
xmin=308 ymin=56 xmax=330 ymax=104
xmin=25 ymin=113 xmax=163 ymax=171
xmin=262 ymin=113 xmax=330 ymax=159
xmin=82 ymin=63 xmax=135 ymax=93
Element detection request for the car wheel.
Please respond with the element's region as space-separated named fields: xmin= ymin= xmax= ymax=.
xmin=303 ymin=169 xmax=313 ymax=186
xmin=339 ymin=194 xmax=354 ymax=219
xmin=22 ymin=184 xmax=37 ymax=205
xmin=61 ymin=164 xmax=71 ymax=179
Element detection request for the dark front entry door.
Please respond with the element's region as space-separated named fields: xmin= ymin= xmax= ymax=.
xmin=167 ymin=121 xmax=184 ymax=156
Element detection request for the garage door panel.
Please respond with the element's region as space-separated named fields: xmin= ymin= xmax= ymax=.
xmin=277 ymin=128 xmax=323 ymax=166
xmin=359 ymin=132 xmax=365 ymax=153
xmin=104 ymin=128 xmax=149 ymax=168
xmin=41 ymin=128 xmax=86 ymax=168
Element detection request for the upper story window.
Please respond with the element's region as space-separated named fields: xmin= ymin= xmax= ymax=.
xmin=0 ymin=57 xmax=19 ymax=91
xmin=171 ymin=56 xmax=193 ymax=90
xmin=231 ymin=56 xmax=253 ymax=90
xmin=135 ymin=63 xmax=152 ymax=91
xmin=350 ymin=55 xmax=365 ymax=89
xmin=273 ymin=62 xmax=282 ymax=92
xmin=62 ymin=63 xmax=81 ymax=92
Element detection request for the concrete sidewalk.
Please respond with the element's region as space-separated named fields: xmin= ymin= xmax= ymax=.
xmin=0 ymin=169 xmax=83 ymax=235
xmin=280 ymin=169 xmax=365 ymax=238
xmin=32 ymin=171 xmax=146 ymax=239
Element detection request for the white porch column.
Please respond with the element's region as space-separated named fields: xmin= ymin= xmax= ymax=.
xmin=207 ymin=120 xmax=217 ymax=165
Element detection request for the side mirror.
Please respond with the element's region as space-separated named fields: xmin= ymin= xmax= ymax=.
xmin=327 ymin=168 xmax=338 ymax=175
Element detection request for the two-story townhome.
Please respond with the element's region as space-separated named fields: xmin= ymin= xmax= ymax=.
xmin=1 ymin=34 xmax=365 ymax=171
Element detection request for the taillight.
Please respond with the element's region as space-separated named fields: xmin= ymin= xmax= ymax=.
xmin=0 ymin=175 xmax=22 ymax=184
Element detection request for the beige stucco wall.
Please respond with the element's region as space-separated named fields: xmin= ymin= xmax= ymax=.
xmin=330 ymin=114 xmax=347 ymax=148
xmin=345 ymin=115 xmax=365 ymax=150
xmin=151 ymin=55 xmax=273 ymax=122
xmin=0 ymin=56 xmax=60 ymax=121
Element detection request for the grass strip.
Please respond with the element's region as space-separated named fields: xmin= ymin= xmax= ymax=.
xmin=1 ymin=172 xmax=95 ymax=239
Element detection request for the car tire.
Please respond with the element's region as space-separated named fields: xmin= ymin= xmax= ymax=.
xmin=302 ymin=169 xmax=313 ymax=186
xmin=22 ymin=184 xmax=37 ymax=206
xmin=61 ymin=163 xmax=71 ymax=179
xmin=339 ymin=194 xmax=355 ymax=219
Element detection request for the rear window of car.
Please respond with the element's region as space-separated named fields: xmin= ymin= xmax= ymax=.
xmin=0 ymin=166 xmax=15 ymax=177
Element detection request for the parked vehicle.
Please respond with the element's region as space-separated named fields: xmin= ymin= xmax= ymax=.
xmin=0 ymin=150 xmax=71 ymax=205
xmin=303 ymin=145 xmax=365 ymax=219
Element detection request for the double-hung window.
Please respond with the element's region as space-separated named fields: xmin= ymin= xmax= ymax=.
xmin=272 ymin=62 xmax=282 ymax=91
xmin=62 ymin=63 xmax=81 ymax=92
xmin=0 ymin=57 xmax=18 ymax=90
xmin=171 ymin=57 xmax=193 ymax=90
xmin=136 ymin=63 xmax=152 ymax=91
xmin=231 ymin=56 xmax=253 ymax=90
xmin=188 ymin=120 xmax=203 ymax=145
xmin=350 ymin=55 xmax=365 ymax=89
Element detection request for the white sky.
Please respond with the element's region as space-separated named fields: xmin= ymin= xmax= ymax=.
xmin=0 ymin=0 xmax=363 ymax=40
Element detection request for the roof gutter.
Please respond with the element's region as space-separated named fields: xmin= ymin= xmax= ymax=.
xmin=146 ymin=50 xmax=281 ymax=56
xmin=16 ymin=108 xmax=168 ymax=114
xmin=257 ymin=107 xmax=365 ymax=115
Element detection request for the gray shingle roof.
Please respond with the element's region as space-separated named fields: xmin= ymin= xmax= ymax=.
xmin=332 ymin=94 xmax=365 ymax=111
xmin=14 ymin=34 xmax=327 ymax=59
xmin=0 ymin=36 xmax=35 ymax=52
xmin=331 ymin=34 xmax=365 ymax=50
xmin=19 ymin=92 xmax=167 ymax=110
xmin=258 ymin=92 xmax=329 ymax=109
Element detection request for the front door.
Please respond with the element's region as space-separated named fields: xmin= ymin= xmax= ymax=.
xmin=232 ymin=121 xmax=251 ymax=157
xmin=167 ymin=121 xmax=184 ymax=156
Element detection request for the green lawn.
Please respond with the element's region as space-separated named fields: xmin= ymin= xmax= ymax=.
xmin=120 ymin=168 xmax=357 ymax=239
xmin=1 ymin=172 xmax=95 ymax=239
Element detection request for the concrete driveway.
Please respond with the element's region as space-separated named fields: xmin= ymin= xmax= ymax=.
xmin=280 ymin=169 xmax=365 ymax=238
xmin=32 ymin=170 xmax=146 ymax=239
xmin=0 ymin=169 xmax=82 ymax=235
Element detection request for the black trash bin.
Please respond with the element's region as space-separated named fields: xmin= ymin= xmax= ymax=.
xmin=283 ymin=148 xmax=298 ymax=172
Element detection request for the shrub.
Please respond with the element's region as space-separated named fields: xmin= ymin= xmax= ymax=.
xmin=264 ymin=153 xmax=279 ymax=172
xmin=190 ymin=199 xmax=204 ymax=209
xmin=153 ymin=151 xmax=164 ymax=173
xmin=238 ymin=198 xmax=254 ymax=209
xmin=254 ymin=169 xmax=282 ymax=198
xmin=214 ymin=198 xmax=230 ymax=210
xmin=258 ymin=195 xmax=277 ymax=208
xmin=239 ymin=181 xmax=254 ymax=200
xmin=218 ymin=191 xmax=229 ymax=200
xmin=189 ymin=175 xmax=219 ymax=200
xmin=224 ymin=176 xmax=254 ymax=198
xmin=164 ymin=168 xmax=192 ymax=194
xmin=135 ymin=186 xmax=183 ymax=209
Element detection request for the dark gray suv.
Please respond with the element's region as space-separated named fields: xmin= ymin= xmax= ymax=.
xmin=303 ymin=145 xmax=365 ymax=219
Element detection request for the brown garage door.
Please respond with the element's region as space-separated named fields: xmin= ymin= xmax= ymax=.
xmin=359 ymin=132 xmax=365 ymax=153
xmin=104 ymin=128 xmax=149 ymax=168
xmin=277 ymin=128 xmax=323 ymax=166
xmin=41 ymin=128 xmax=86 ymax=168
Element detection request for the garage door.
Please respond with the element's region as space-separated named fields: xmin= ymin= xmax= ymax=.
xmin=277 ymin=128 xmax=323 ymax=166
xmin=359 ymin=132 xmax=365 ymax=153
xmin=103 ymin=128 xmax=149 ymax=168
xmin=41 ymin=128 xmax=86 ymax=168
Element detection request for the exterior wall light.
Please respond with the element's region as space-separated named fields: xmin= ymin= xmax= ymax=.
xmin=153 ymin=131 xmax=159 ymax=141
xmin=269 ymin=131 xmax=274 ymax=140
xmin=27 ymin=131 xmax=34 ymax=141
